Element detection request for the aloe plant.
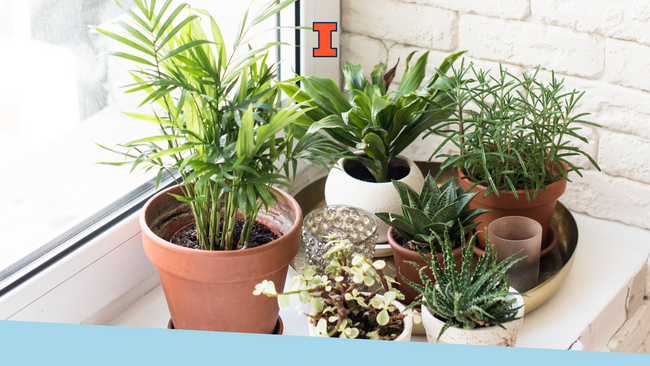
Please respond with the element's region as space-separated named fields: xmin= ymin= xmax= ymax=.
xmin=279 ymin=50 xmax=467 ymax=183
xmin=404 ymin=228 xmax=524 ymax=340
xmin=376 ymin=173 xmax=488 ymax=252
xmin=94 ymin=0 xmax=338 ymax=250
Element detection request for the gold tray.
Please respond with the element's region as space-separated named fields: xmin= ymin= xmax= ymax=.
xmin=290 ymin=162 xmax=578 ymax=315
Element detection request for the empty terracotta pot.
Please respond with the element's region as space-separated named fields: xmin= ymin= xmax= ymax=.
xmin=140 ymin=185 xmax=301 ymax=334
xmin=387 ymin=227 xmax=465 ymax=304
xmin=458 ymin=168 xmax=566 ymax=248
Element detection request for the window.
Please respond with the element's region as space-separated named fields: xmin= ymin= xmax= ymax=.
xmin=0 ymin=0 xmax=339 ymax=323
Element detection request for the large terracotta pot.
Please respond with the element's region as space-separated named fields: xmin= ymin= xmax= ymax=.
xmin=421 ymin=287 xmax=524 ymax=346
xmin=307 ymin=293 xmax=414 ymax=341
xmin=458 ymin=168 xmax=566 ymax=248
xmin=325 ymin=155 xmax=424 ymax=244
xmin=140 ymin=185 xmax=301 ymax=333
xmin=387 ymin=227 xmax=464 ymax=304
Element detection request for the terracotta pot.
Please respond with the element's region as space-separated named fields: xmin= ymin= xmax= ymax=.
xmin=325 ymin=154 xmax=424 ymax=244
xmin=421 ymin=286 xmax=524 ymax=346
xmin=387 ymin=227 xmax=464 ymax=304
xmin=458 ymin=168 xmax=566 ymax=248
xmin=140 ymin=185 xmax=301 ymax=333
xmin=307 ymin=293 xmax=414 ymax=341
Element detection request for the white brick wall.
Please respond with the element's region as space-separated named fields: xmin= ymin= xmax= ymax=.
xmin=341 ymin=0 xmax=650 ymax=233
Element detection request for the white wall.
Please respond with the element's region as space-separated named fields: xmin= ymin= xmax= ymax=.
xmin=340 ymin=0 xmax=650 ymax=230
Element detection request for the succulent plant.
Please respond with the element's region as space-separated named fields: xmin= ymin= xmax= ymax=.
xmin=404 ymin=227 xmax=524 ymax=340
xmin=376 ymin=173 xmax=488 ymax=252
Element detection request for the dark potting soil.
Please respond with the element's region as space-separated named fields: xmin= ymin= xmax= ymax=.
xmin=169 ymin=219 xmax=278 ymax=250
xmin=325 ymin=300 xmax=405 ymax=340
xmin=392 ymin=231 xmax=460 ymax=253
xmin=345 ymin=163 xmax=410 ymax=183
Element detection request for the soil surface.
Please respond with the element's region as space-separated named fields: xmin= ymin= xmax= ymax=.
xmin=170 ymin=219 xmax=278 ymax=250
xmin=346 ymin=164 xmax=410 ymax=183
xmin=392 ymin=231 xmax=461 ymax=253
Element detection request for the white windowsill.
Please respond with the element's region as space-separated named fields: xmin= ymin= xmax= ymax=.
xmin=101 ymin=211 xmax=650 ymax=352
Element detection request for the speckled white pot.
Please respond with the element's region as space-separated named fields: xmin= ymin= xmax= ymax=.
xmin=324 ymin=155 xmax=424 ymax=245
xmin=307 ymin=293 xmax=413 ymax=341
xmin=421 ymin=287 xmax=525 ymax=347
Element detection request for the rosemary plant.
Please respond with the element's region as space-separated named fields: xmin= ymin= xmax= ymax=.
xmin=428 ymin=60 xmax=601 ymax=201
xmin=279 ymin=51 xmax=466 ymax=183
xmin=95 ymin=0 xmax=337 ymax=250
xmin=404 ymin=228 xmax=523 ymax=340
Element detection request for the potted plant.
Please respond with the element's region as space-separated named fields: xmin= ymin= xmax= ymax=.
xmin=255 ymin=237 xmax=415 ymax=340
xmin=94 ymin=0 xmax=337 ymax=333
xmin=428 ymin=61 xmax=601 ymax=248
xmin=280 ymin=50 xmax=466 ymax=244
xmin=375 ymin=173 xmax=488 ymax=303
xmin=405 ymin=228 xmax=525 ymax=346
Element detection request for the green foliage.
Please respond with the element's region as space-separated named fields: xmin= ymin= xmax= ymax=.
xmin=279 ymin=51 xmax=467 ymax=182
xmin=404 ymin=228 xmax=523 ymax=340
xmin=428 ymin=60 xmax=601 ymax=202
xmin=254 ymin=238 xmax=410 ymax=340
xmin=376 ymin=174 xmax=488 ymax=252
xmin=94 ymin=0 xmax=338 ymax=250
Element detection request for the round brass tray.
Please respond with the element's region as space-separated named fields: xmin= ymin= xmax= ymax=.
xmin=290 ymin=162 xmax=578 ymax=315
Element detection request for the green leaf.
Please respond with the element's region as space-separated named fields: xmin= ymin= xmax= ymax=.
xmin=398 ymin=50 xmax=428 ymax=94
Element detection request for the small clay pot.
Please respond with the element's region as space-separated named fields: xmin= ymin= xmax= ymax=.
xmin=458 ymin=168 xmax=566 ymax=248
xmin=325 ymin=154 xmax=424 ymax=244
xmin=387 ymin=227 xmax=465 ymax=304
xmin=306 ymin=293 xmax=413 ymax=341
xmin=141 ymin=185 xmax=301 ymax=334
xmin=421 ymin=286 xmax=524 ymax=346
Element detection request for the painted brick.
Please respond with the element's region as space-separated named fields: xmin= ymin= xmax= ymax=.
xmin=562 ymin=171 xmax=650 ymax=230
xmin=458 ymin=14 xmax=605 ymax=78
xmin=531 ymin=0 xmax=650 ymax=47
xmin=340 ymin=33 xmax=388 ymax=79
xmin=605 ymin=38 xmax=650 ymax=93
xmin=534 ymin=70 xmax=650 ymax=141
xmin=399 ymin=0 xmax=529 ymax=20
xmin=341 ymin=0 xmax=458 ymax=50
xmin=606 ymin=297 xmax=650 ymax=353
xmin=600 ymin=131 xmax=650 ymax=184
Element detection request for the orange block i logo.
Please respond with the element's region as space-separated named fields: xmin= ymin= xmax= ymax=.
xmin=313 ymin=22 xmax=337 ymax=57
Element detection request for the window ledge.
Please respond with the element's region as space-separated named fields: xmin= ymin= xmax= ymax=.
xmin=99 ymin=212 xmax=650 ymax=352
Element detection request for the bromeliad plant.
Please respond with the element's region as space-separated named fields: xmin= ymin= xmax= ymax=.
xmin=95 ymin=0 xmax=336 ymax=250
xmin=428 ymin=61 xmax=601 ymax=201
xmin=254 ymin=238 xmax=410 ymax=340
xmin=280 ymin=50 xmax=466 ymax=183
xmin=376 ymin=173 xmax=488 ymax=252
xmin=404 ymin=228 xmax=523 ymax=340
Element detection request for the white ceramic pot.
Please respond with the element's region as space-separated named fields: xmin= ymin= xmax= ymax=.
xmin=421 ymin=287 xmax=524 ymax=347
xmin=324 ymin=155 xmax=424 ymax=250
xmin=307 ymin=293 xmax=413 ymax=341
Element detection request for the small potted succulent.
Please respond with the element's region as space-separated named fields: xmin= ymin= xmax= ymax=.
xmin=428 ymin=61 xmax=601 ymax=249
xmin=376 ymin=173 xmax=488 ymax=303
xmin=405 ymin=228 xmax=525 ymax=346
xmin=255 ymin=237 xmax=415 ymax=340
xmin=280 ymin=50 xmax=466 ymax=244
xmin=94 ymin=0 xmax=337 ymax=333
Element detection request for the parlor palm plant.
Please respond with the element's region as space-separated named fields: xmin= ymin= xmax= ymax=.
xmin=94 ymin=0 xmax=336 ymax=250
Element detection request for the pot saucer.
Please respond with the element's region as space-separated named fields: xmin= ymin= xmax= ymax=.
xmin=472 ymin=224 xmax=559 ymax=258
xmin=167 ymin=316 xmax=284 ymax=335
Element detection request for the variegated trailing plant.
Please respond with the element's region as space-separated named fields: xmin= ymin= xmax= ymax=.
xmin=376 ymin=173 xmax=489 ymax=252
xmin=255 ymin=237 xmax=412 ymax=340
xmin=94 ymin=0 xmax=340 ymax=250
xmin=404 ymin=227 xmax=524 ymax=340
xmin=278 ymin=50 xmax=467 ymax=183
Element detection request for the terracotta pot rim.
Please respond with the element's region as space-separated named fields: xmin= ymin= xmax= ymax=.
xmin=140 ymin=185 xmax=302 ymax=258
xmin=387 ymin=227 xmax=466 ymax=258
xmin=457 ymin=166 xmax=568 ymax=196
xmin=334 ymin=153 xmax=419 ymax=185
